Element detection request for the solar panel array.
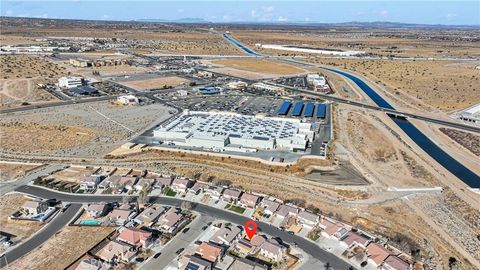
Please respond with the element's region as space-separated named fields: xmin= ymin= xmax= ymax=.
xmin=292 ymin=101 xmax=304 ymax=116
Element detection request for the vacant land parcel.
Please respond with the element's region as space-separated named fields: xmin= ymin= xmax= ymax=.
xmin=1 ymin=101 xmax=171 ymax=156
xmin=120 ymin=76 xmax=189 ymax=90
xmin=0 ymin=55 xmax=64 ymax=108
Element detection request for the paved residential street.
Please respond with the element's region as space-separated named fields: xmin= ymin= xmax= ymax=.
xmin=14 ymin=186 xmax=355 ymax=269
xmin=0 ymin=203 xmax=82 ymax=268
xmin=142 ymin=214 xmax=214 ymax=270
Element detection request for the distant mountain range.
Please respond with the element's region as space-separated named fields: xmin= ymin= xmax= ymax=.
xmin=134 ymin=18 xmax=478 ymax=28
xmin=135 ymin=18 xmax=210 ymax=24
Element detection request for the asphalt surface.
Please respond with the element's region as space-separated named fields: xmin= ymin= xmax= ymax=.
xmin=15 ymin=186 xmax=355 ymax=270
xmin=0 ymin=203 xmax=82 ymax=268
xmin=142 ymin=214 xmax=214 ymax=270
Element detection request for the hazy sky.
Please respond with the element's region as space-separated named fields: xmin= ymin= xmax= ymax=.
xmin=1 ymin=1 xmax=479 ymax=25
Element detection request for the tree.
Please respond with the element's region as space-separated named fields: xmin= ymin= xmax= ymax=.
xmin=181 ymin=201 xmax=193 ymax=211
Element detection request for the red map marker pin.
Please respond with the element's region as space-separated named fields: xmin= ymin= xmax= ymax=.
xmin=244 ymin=220 xmax=257 ymax=240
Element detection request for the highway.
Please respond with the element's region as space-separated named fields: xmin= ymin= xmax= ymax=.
xmin=265 ymin=81 xmax=480 ymax=133
xmin=14 ymin=185 xmax=355 ymax=270
xmin=0 ymin=203 xmax=82 ymax=268
xmin=0 ymin=88 xmax=177 ymax=115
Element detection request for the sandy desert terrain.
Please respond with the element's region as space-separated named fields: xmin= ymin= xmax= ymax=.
xmin=0 ymin=162 xmax=44 ymax=182
xmin=5 ymin=226 xmax=114 ymax=270
xmin=230 ymin=30 xmax=480 ymax=59
xmin=313 ymin=58 xmax=479 ymax=112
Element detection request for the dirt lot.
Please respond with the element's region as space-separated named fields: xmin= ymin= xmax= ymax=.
xmin=6 ymin=226 xmax=114 ymax=270
xmin=0 ymin=55 xmax=65 ymax=108
xmin=2 ymin=28 xmax=239 ymax=55
xmin=74 ymin=64 xmax=150 ymax=77
xmin=0 ymin=194 xmax=43 ymax=244
xmin=121 ymin=76 xmax=189 ymax=90
xmin=0 ymin=101 xmax=171 ymax=156
xmin=341 ymin=109 xmax=437 ymax=187
xmin=230 ymin=30 xmax=480 ymax=59
xmin=0 ymin=162 xmax=43 ymax=182
xmin=312 ymin=58 xmax=479 ymax=112
xmin=49 ymin=166 xmax=101 ymax=183
xmin=439 ymin=128 xmax=480 ymax=156
xmin=0 ymin=122 xmax=96 ymax=152
xmin=0 ymin=35 xmax=44 ymax=46
xmin=0 ymin=55 xmax=65 ymax=80
xmin=213 ymin=58 xmax=305 ymax=75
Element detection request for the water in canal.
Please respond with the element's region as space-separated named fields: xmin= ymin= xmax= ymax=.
xmin=325 ymin=68 xmax=480 ymax=188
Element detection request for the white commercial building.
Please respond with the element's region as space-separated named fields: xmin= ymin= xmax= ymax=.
xmin=252 ymin=82 xmax=284 ymax=93
xmin=117 ymin=95 xmax=139 ymax=105
xmin=153 ymin=111 xmax=313 ymax=152
xmin=459 ymin=104 xmax=480 ymax=125
xmin=58 ymin=76 xmax=84 ymax=88
xmin=226 ymin=81 xmax=248 ymax=90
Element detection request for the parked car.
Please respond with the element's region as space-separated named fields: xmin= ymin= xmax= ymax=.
xmin=175 ymin=248 xmax=184 ymax=255
xmin=153 ymin=252 xmax=161 ymax=259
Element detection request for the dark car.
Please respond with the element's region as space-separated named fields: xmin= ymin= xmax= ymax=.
xmin=153 ymin=252 xmax=161 ymax=259
xmin=61 ymin=204 xmax=71 ymax=212
xmin=175 ymin=248 xmax=184 ymax=255
xmin=182 ymin=227 xmax=190 ymax=233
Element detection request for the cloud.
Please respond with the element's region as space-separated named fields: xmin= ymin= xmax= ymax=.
xmin=446 ymin=13 xmax=457 ymax=20
xmin=250 ymin=6 xmax=275 ymax=21
xmin=277 ymin=16 xmax=287 ymax=22
xmin=102 ymin=14 xmax=111 ymax=19
xmin=33 ymin=13 xmax=49 ymax=19
xmin=263 ymin=6 xmax=274 ymax=13
xmin=177 ymin=9 xmax=184 ymax=13
xmin=379 ymin=10 xmax=388 ymax=17
xmin=222 ymin=15 xmax=233 ymax=21
xmin=5 ymin=10 xmax=14 ymax=16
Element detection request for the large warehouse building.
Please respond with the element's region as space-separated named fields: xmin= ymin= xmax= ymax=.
xmin=153 ymin=111 xmax=314 ymax=152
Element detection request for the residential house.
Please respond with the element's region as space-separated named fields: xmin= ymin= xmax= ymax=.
xmin=234 ymin=239 xmax=254 ymax=256
xmin=261 ymin=199 xmax=280 ymax=217
xmin=239 ymin=193 xmax=260 ymax=208
xmin=205 ymin=186 xmax=223 ymax=200
xmin=74 ymin=257 xmax=108 ymax=270
xmin=221 ymin=188 xmax=242 ymax=203
xmin=276 ymin=204 xmax=299 ymax=219
xmin=320 ymin=217 xmax=348 ymax=239
xmin=79 ymin=175 xmax=103 ymax=192
xmin=134 ymin=178 xmax=155 ymax=191
xmin=107 ymin=208 xmax=134 ymax=226
xmin=154 ymin=177 xmax=172 ymax=190
xmin=382 ymin=255 xmax=410 ymax=270
xmin=210 ymin=225 xmax=241 ymax=246
xmin=340 ymin=231 xmax=370 ymax=249
xmin=92 ymin=239 xmax=136 ymax=263
xmin=258 ymin=240 xmax=285 ymax=262
xmin=157 ymin=207 xmax=184 ymax=233
xmin=135 ymin=205 xmax=166 ymax=226
xmin=171 ymin=178 xmax=193 ymax=193
xmin=178 ymin=255 xmax=212 ymax=270
xmin=86 ymin=203 xmax=109 ymax=218
xmin=367 ymin=243 xmax=392 ymax=267
xmin=21 ymin=200 xmax=49 ymax=215
xmin=117 ymin=227 xmax=152 ymax=248
xmin=109 ymin=176 xmax=137 ymax=193
xmin=190 ymin=182 xmax=209 ymax=195
xmin=228 ymin=258 xmax=267 ymax=270
xmin=234 ymin=235 xmax=266 ymax=256
xmin=195 ymin=242 xmax=224 ymax=263
xmin=297 ymin=210 xmax=319 ymax=229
